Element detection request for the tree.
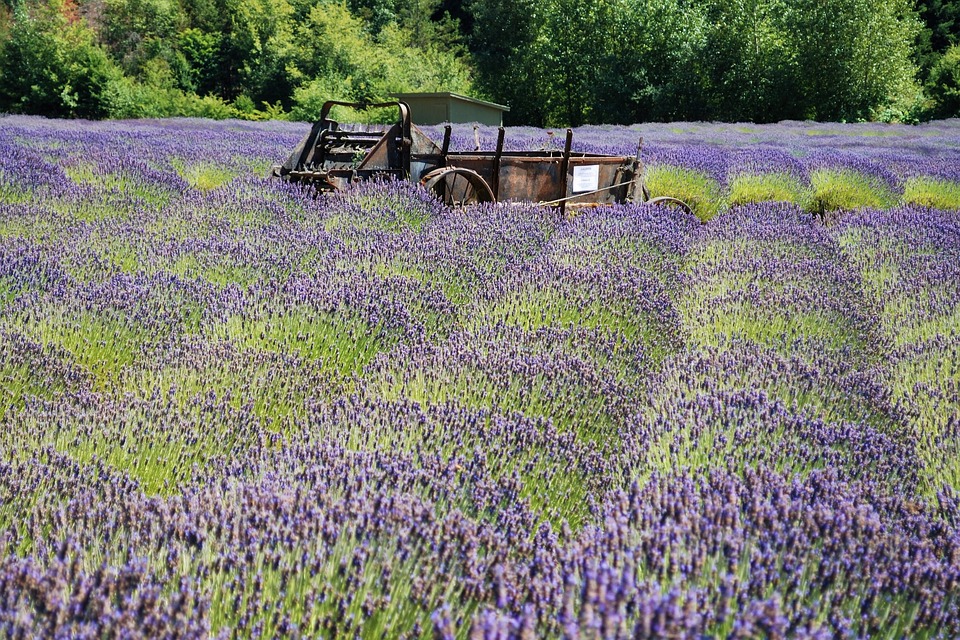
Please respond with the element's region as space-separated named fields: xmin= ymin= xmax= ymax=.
xmin=466 ymin=0 xmax=546 ymax=125
xmin=0 ymin=1 xmax=65 ymax=115
xmin=224 ymin=0 xmax=298 ymax=106
xmin=699 ymin=0 xmax=798 ymax=122
xmin=779 ymin=0 xmax=920 ymax=121
xmin=0 ymin=0 xmax=123 ymax=118
xmin=927 ymin=43 xmax=960 ymax=118
xmin=914 ymin=0 xmax=960 ymax=73
xmin=594 ymin=0 xmax=709 ymax=123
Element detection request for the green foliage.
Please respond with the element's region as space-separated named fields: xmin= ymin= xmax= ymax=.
xmin=925 ymin=44 xmax=960 ymax=118
xmin=466 ymin=0 xmax=546 ymax=125
xmin=727 ymin=173 xmax=811 ymax=208
xmin=0 ymin=2 xmax=64 ymax=115
xmin=603 ymin=0 xmax=709 ymax=122
xmin=700 ymin=0 xmax=798 ymax=122
xmin=913 ymin=0 xmax=960 ymax=76
xmin=779 ymin=0 xmax=921 ymax=122
xmin=287 ymin=1 xmax=472 ymax=120
xmin=102 ymin=74 xmax=239 ymax=118
xmin=809 ymin=169 xmax=898 ymax=213
xmin=0 ymin=1 xmax=126 ymax=118
xmin=903 ymin=176 xmax=960 ymax=209
xmin=177 ymin=28 xmax=223 ymax=95
xmin=645 ymin=165 xmax=723 ymax=221
xmin=0 ymin=0 xmax=950 ymax=124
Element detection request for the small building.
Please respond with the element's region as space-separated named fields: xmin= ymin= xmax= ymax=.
xmin=391 ymin=92 xmax=510 ymax=126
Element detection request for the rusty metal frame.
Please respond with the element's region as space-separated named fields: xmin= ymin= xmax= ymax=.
xmin=273 ymin=101 xmax=684 ymax=213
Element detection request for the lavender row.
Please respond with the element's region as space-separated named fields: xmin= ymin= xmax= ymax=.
xmin=1 ymin=116 xmax=959 ymax=638
xmin=3 ymin=423 xmax=957 ymax=637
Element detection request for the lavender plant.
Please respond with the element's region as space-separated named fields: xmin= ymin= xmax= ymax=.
xmin=0 ymin=115 xmax=958 ymax=639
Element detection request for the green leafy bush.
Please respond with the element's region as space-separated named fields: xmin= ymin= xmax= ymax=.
xmin=645 ymin=165 xmax=723 ymax=221
xmin=903 ymin=176 xmax=960 ymax=209
xmin=809 ymin=169 xmax=898 ymax=213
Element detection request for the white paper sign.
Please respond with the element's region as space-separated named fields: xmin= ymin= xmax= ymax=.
xmin=572 ymin=165 xmax=600 ymax=193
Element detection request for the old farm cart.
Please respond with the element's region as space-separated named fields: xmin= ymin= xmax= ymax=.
xmin=272 ymin=100 xmax=690 ymax=214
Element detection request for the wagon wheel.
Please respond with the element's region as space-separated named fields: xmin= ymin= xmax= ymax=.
xmin=421 ymin=167 xmax=495 ymax=206
xmin=646 ymin=195 xmax=693 ymax=216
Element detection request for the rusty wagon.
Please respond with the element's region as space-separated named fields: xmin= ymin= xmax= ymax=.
xmin=271 ymin=100 xmax=690 ymax=215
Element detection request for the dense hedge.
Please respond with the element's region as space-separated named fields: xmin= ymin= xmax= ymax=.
xmin=0 ymin=0 xmax=958 ymax=124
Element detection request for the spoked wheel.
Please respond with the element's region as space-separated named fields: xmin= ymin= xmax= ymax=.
xmin=421 ymin=167 xmax=495 ymax=206
xmin=646 ymin=195 xmax=693 ymax=217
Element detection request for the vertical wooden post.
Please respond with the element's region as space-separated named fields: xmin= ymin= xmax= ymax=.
xmin=558 ymin=129 xmax=574 ymax=216
xmin=491 ymin=127 xmax=505 ymax=200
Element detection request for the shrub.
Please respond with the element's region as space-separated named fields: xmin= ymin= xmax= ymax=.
xmin=808 ymin=169 xmax=898 ymax=214
xmin=903 ymin=176 xmax=960 ymax=209
xmin=644 ymin=165 xmax=723 ymax=221
xmin=727 ymin=173 xmax=811 ymax=208
xmin=926 ymin=44 xmax=960 ymax=119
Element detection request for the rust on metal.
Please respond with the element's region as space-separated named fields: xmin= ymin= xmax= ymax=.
xmin=271 ymin=99 xmax=689 ymax=214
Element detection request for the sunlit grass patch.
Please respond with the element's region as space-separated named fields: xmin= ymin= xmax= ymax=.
xmin=0 ymin=185 xmax=33 ymax=206
xmin=686 ymin=301 xmax=868 ymax=357
xmin=205 ymin=533 xmax=453 ymax=638
xmin=920 ymin=432 xmax=960 ymax=494
xmin=727 ymin=172 xmax=811 ymax=208
xmin=834 ymin=228 xmax=906 ymax=300
xmin=171 ymin=253 xmax=262 ymax=288
xmin=306 ymin=397 xmax=603 ymax=529
xmin=9 ymin=281 xmax=205 ymax=388
xmin=631 ymin=397 xmax=897 ymax=486
xmin=645 ymin=165 xmax=723 ymax=221
xmin=545 ymin=235 xmax=676 ymax=282
xmin=902 ymin=177 xmax=960 ymax=210
xmin=369 ymin=353 xmax=624 ymax=443
xmin=45 ymin=395 xmax=268 ymax=495
xmin=808 ymin=169 xmax=897 ymax=214
xmin=17 ymin=310 xmax=158 ymax=388
xmin=215 ymin=305 xmax=396 ymax=380
xmin=0 ymin=333 xmax=86 ymax=423
xmin=324 ymin=203 xmax=430 ymax=237
xmin=887 ymin=345 xmax=960 ymax=494
xmin=469 ymin=283 xmax=675 ymax=363
xmin=888 ymin=348 xmax=959 ymax=425
xmin=370 ymin=258 xmax=479 ymax=307
xmin=0 ymin=279 xmax=11 ymax=311
xmin=687 ymin=237 xmax=827 ymax=270
xmin=351 ymin=195 xmax=434 ymax=233
xmin=120 ymin=343 xmax=337 ymax=433
xmin=882 ymin=296 xmax=960 ymax=347
xmin=64 ymin=162 xmax=172 ymax=209
xmin=172 ymin=160 xmax=238 ymax=191
xmin=655 ymin=346 xmax=899 ymax=431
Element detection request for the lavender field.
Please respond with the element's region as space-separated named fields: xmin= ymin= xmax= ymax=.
xmin=2 ymin=114 xmax=960 ymax=638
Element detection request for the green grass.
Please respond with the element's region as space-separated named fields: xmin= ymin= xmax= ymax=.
xmin=640 ymin=165 xmax=948 ymax=218
xmin=685 ymin=300 xmax=867 ymax=358
xmin=902 ymin=177 xmax=960 ymax=209
xmin=18 ymin=311 xmax=157 ymax=388
xmin=371 ymin=355 xmax=620 ymax=443
xmin=645 ymin=165 xmax=723 ymax=221
xmin=469 ymin=284 xmax=673 ymax=363
xmin=308 ymin=396 xmax=602 ymax=528
xmin=120 ymin=348 xmax=337 ymax=433
xmin=808 ymin=169 xmax=898 ymax=214
xmin=0 ymin=335 xmax=84 ymax=423
xmin=546 ymin=235 xmax=677 ymax=285
xmin=727 ymin=172 xmax=811 ymax=208
xmin=171 ymin=253 xmax=262 ymax=287
xmin=371 ymin=258 xmax=478 ymax=307
xmin=215 ymin=306 xmax=394 ymax=380
xmin=172 ymin=161 xmax=238 ymax=191
xmin=64 ymin=162 xmax=172 ymax=209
